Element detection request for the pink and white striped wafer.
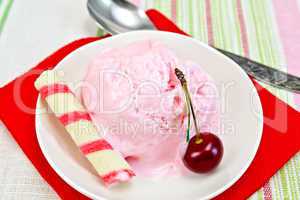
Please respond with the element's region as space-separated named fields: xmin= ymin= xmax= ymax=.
xmin=34 ymin=70 xmax=135 ymax=186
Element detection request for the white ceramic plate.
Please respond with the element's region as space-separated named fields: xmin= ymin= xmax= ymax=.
xmin=35 ymin=31 xmax=263 ymax=200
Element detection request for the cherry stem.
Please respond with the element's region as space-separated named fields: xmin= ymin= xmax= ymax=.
xmin=183 ymin=84 xmax=199 ymax=134
xmin=175 ymin=68 xmax=202 ymax=143
xmin=183 ymin=84 xmax=191 ymax=142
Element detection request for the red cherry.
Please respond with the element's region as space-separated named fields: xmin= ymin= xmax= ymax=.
xmin=183 ymin=132 xmax=223 ymax=173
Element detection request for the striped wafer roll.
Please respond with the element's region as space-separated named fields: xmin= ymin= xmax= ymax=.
xmin=34 ymin=70 xmax=135 ymax=186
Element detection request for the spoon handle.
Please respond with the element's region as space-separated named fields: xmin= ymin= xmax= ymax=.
xmin=216 ymin=48 xmax=300 ymax=93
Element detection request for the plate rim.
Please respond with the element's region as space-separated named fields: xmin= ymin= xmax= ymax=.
xmin=35 ymin=30 xmax=263 ymax=200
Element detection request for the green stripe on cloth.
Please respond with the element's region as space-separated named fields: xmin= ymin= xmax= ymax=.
xmin=231 ymin=0 xmax=243 ymax=54
xmin=0 ymin=0 xmax=14 ymax=35
xmin=153 ymin=0 xmax=159 ymax=10
xmin=147 ymin=0 xmax=171 ymax=23
xmin=176 ymin=0 xmax=183 ymax=30
xmin=257 ymin=189 xmax=264 ymax=200
xmin=286 ymin=159 xmax=297 ymax=200
xmin=187 ymin=0 xmax=194 ymax=36
xmin=209 ymin=1 xmax=244 ymax=55
xmin=159 ymin=0 xmax=171 ymax=19
xmin=196 ymin=0 xmax=208 ymax=43
xmin=273 ymin=174 xmax=283 ymax=199
xmin=179 ymin=0 xmax=189 ymax=34
xmin=279 ymin=168 xmax=290 ymax=199
xmin=96 ymin=28 xmax=106 ymax=37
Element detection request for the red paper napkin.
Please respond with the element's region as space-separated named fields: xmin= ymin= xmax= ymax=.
xmin=0 ymin=9 xmax=299 ymax=200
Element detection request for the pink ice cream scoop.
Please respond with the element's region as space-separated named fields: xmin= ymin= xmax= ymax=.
xmin=81 ymin=40 xmax=220 ymax=177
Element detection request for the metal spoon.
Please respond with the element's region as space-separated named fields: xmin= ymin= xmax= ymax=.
xmin=87 ymin=0 xmax=155 ymax=34
xmin=87 ymin=0 xmax=300 ymax=93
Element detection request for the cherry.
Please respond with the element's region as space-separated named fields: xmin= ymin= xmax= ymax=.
xmin=183 ymin=132 xmax=223 ymax=173
xmin=175 ymin=68 xmax=224 ymax=173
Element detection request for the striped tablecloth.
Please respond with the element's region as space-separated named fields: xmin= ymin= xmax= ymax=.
xmin=0 ymin=0 xmax=299 ymax=199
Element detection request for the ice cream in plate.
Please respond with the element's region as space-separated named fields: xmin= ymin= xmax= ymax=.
xmin=35 ymin=31 xmax=263 ymax=200
xmin=81 ymin=40 xmax=221 ymax=178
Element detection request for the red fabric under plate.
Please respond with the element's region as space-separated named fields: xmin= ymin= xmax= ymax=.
xmin=0 ymin=9 xmax=299 ymax=200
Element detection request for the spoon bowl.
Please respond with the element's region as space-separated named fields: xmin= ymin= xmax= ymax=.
xmin=87 ymin=0 xmax=155 ymax=34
